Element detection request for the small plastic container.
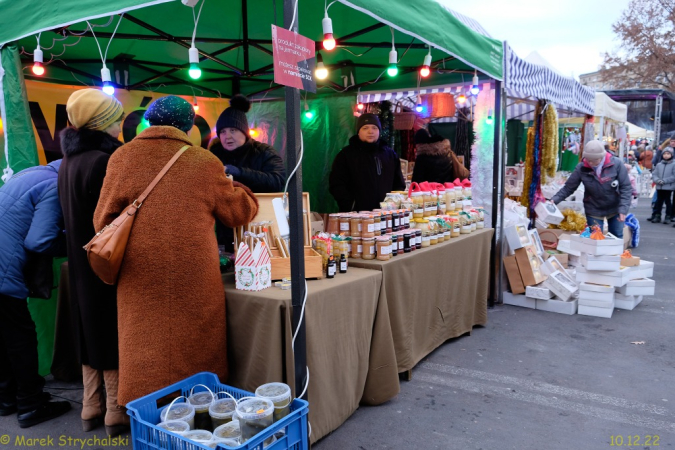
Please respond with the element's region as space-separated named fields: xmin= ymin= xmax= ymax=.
xmin=213 ymin=420 xmax=242 ymax=442
xmin=255 ymin=382 xmax=292 ymax=423
xmin=209 ymin=437 xmax=241 ymax=448
xmin=189 ymin=390 xmax=215 ymax=431
xmin=235 ymin=397 xmax=274 ymax=443
xmin=209 ymin=398 xmax=236 ymax=429
xmin=160 ymin=398 xmax=196 ymax=430
xmin=157 ymin=420 xmax=190 ymax=435
xmin=183 ymin=430 xmax=213 ymax=445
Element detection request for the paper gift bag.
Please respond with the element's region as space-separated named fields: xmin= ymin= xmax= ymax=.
xmin=235 ymin=242 xmax=257 ymax=291
xmin=254 ymin=241 xmax=272 ymax=291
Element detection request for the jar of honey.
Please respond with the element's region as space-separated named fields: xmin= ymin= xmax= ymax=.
xmin=332 ymin=237 xmax=350 ymax=257
xmin=438 ymin=193 xmax=447 ymax=215
xmin=350 ymin=215 xmax=362 ymax=237
xmin=430 ymin=232 xmax=439 ymax=246
xmin=376 ymin=236 xmax=391 ymax=261
xmin=362 ymin=237 xmax=376 ymax=260
xmin=327 ymin=214 xmax=340 ymax=235
xmin=362 ymin=215 xmax=375 ymax=238
xmin=423 ymin=192 xmax=434 ymax=217
xmin=373 ymin=214 xmax=382 ymax=235
xmin=460 ymin=214 xmax=471 ymax=234
xmin=421 ymin=232 xmax=431 ymax=248
xmin=338 ymin=215 xmax=351 ymax=236
xmin=449 ymin=218 xmax=460 ymax=237
xmin=350 ymin=237 xmax=362 ymax=259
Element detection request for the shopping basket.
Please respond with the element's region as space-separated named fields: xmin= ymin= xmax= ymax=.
xmin=126 ymin=372 xmax=309 ymax=450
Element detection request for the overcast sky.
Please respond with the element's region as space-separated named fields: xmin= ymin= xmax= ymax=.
xmin=441 ymin=0 xmax=632 ymax=79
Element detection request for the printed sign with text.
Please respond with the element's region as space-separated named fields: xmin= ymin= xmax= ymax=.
xmin=272 ymin=25 xmax=316 ymax=93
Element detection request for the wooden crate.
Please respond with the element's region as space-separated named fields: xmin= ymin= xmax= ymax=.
xmin=237 ymin=193 xmax=323 ymax=281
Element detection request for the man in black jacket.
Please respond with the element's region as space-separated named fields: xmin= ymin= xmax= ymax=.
xmin=209 ymin=95 xmax=285 ymax=193
xmin=329 ymin=114 xmax=406 ymax=212
xmin=210 ymin=95 xmax=285 ymax=249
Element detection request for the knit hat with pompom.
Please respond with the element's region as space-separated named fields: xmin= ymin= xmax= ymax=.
xmin=216 ymin=94 xmax=251 ymax=136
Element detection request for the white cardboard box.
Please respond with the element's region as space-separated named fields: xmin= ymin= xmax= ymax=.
xmin=575 ymin=266 xmax=632 ymax=287
xmin=542 ymin=270 xmax=578 ymax=301
xmin=578 ymin=303 xmax=614 ymax=318
xmin=543 ymin=256 xmax=575 ymax=282
xmin=535 ymin=201 xmax=565 ymax=225
xmin=503 ymin=291 xmax=536 ymax=309
xmin=504 ymin=224 xmax=533 ymax=251
xmin=579 ymin=282 xmax=615 ymax=303
xmin=556 ymin=239 xmax=581 ymax=257
xmin=617 ymin=278 xmax=655 ymax=297
xmin=614 ymin=293 xmax=643 ymax=310
xmin=578 ymin=296 xmax=615 ymax=308
xmin=570 ymin=234 xmax=624 ymax=256
xmin=579 ymin=253 xmax=622 ymax=272
xmin=628 ymin=261 xmax=654 ymax=280
xmin=535 ymin=298 xmax=578 ymax=315
xmin=568 ymin=254 xmax=581 ymax=267
xmin=526 ymin=285 xmax=554 ymax=299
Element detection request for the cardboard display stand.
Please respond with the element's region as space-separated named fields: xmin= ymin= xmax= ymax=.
xmin=515 ymin=246 xmax=547 ymax=286
xmin=504 ymin=255 xmax=526 ymax=294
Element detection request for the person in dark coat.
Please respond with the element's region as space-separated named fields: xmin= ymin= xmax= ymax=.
xmin=209 ymin=94 xmax=285 ymax=250
xmin=329 ymin=113 xmax=406 ymax=212
xmin=0 ymin=160 xmax=71 ymax=428
xmin=411 ymin=128 xmax=470 ymax=183
xmin=57 ymin=89 xmax=126 ymax=435
xmin=551 ymin=140 xmax=632 ymax=238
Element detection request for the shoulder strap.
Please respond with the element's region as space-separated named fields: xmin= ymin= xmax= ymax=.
xmin=134 ymin=145 xmax=190 ymax=208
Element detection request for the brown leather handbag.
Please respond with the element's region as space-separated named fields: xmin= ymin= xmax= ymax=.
xmin=83 ymin=145 xmax=189 ymax=285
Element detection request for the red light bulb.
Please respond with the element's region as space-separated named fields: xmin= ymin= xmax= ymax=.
xmin=32 ymin=62 xmax=45 ymax=76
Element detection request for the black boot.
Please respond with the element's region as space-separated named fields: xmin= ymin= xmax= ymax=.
xmin=653 ymin=215 xmax=662 ymax=223
xmin=0 ymin=401 xmax=17 ymax=416
xmin=18 ymin=401 xmax=71 ymax=428
xmin=665 ymin=216 xmax=672 ymax=224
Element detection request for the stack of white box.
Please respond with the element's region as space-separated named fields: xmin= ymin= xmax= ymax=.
xmin=616 ymin=260 xmax=656 ymax=310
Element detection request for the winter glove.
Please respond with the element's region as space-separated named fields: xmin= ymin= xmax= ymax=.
xmin=658 ymin=180 xmax=665 ymax=185
xmin=225 ymin=165 xmax=241 ymax=177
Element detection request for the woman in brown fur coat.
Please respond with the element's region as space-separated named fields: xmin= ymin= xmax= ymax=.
xmin=94 ymin=96 xmax=258 ymax=405
xmin=412 ymin=129 xmax=470 ymax=183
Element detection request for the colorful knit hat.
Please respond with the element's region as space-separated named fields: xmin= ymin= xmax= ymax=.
xmin=144 ymin=95 xmax=195 ymax=133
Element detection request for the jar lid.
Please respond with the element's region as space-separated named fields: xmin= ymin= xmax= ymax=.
xmin=412 ymin=192 xmax=424 ymax=197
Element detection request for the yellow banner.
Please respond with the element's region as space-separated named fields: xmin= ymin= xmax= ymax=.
xmin=26 ymin=80 xmax=230 ymax=164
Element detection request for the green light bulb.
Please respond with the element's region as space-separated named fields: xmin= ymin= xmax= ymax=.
xmin=188 ymin=63 xmax=202 ymax=80
xmin=387 ymin=64 xmax=398 ymax=77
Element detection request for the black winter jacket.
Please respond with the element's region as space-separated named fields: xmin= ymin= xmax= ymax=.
xmin=329 ymin=136 xmax=406 ymax=212
xmin=552 ymin=153 xmax=633 ymax=218
xmin=57 ymin=127 xmax=121 ymax=370
xmin=412 ymin=138 xmax=470 ymax=184
xmin=209 ymin=138 xmax=285 ymax=193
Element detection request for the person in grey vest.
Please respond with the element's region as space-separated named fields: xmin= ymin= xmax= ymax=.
xmin=650 ymin=147 xmax=675 ymax=223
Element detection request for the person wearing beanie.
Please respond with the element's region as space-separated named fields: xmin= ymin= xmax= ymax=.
xmin=58 ymin=88 xmax=126 ymax=435
xmin=551 ymin=139 xmax=632 ymax=238
xmin=209 ymin=94 xmax=285 ymax=193
xmin=94 ymin=94 xmax=259 ymax=411
xmin=411 ymin=128 xmax=469 ymax=183
xmin=208 ymin=94 xmax=285 ymax=249
xmin=329 ymin=113 xmax=406 ymax=212
xmin=650 ymin=147 xmax=675 ymax=223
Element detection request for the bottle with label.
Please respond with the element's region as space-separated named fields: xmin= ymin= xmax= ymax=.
xmin=327 ymin=256 xmax=336 ymax=278
xmin=339 ymin=254 xmax=348 ymax=273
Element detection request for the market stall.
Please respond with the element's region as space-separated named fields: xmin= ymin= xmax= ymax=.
xmin=1 ymin=0 xmax=509 ymax=446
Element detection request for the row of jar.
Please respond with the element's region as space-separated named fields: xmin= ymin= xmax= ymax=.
xmin=410 ymin=191 xmax=471 ymax=218
xmin=327 ymin=210 xmax=413 ymax=238
xmin=331 ymin=229 xmax=454 ymax=261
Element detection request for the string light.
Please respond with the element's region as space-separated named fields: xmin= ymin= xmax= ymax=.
xmin=387 ymin=28 xmax=398 ymax=77
xmin=486 ymin=108 xmax=493 ymax=125
xmin=322 ymin=12 xmax=336 ymax=51
xmin=193 ymin=96 xmax=199 ymax=112
xmin=457 ymin=94 xmax=467 ymax=104
xmin=249 ymin=128 xmax=260 ymax=138
xmin=188 ymin=46 xmax=202 ymax=79
xmin=470 ymin=70 xmax=480 ymax=96
xmin=357 ymin=102 xmax=364 ymax=110
xmin=415 ymin=97 xmax=424 ymax=113
xmin=101 ymin=65 xmax=114 ymax=95
xmin=32 ymin=46 xmax=45 ymax=76
xmin=420 ymin=47 xmax=431 ymax=78
xmin=304 ymin=101 xmax=315 ymax=120
xmin=315 ymin=52 xmax=328 ymax=80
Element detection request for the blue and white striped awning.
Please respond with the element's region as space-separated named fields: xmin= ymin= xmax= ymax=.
xmin=505 ymin=45 xmax=595 ymax=117
xmin=357 ymin=83 xmax=483 ymax=105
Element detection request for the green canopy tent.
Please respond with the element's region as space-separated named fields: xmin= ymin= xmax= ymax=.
xmin=0 ymin=0 xmax=505 ymax=408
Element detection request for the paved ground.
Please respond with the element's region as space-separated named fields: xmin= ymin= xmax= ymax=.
xmin=1 ymin=199 xmax=672 ymax=450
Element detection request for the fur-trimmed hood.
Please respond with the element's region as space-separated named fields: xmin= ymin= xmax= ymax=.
xmin=416 ymin=139 xmax=452 ymax=157
xmin=59 ymin=126 xmax=123 ymax=156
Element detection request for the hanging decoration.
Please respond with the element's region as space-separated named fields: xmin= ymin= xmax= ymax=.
xmin=520 ymin=100 xmax=545 ymax=217
xmin=470 ymin=83 xmax=495 ymax=226
xmin=541 ymin=102 xmax=558 ymax=184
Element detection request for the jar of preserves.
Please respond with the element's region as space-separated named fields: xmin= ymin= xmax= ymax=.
xmin=438 ymin=193 xmax=447 ymax=215
xmin=373 ymin=214 xmax=382 ymax=235
xmin=385 ymin=212 xmax=393 ymax=233
xmin=396 ymin=233 xmax=404 ymax=254
xmin=449 ymin=217 xmax=460 ymax=238
xmin=415 ymin=229 xmax=422 ymax=249
xmin=443 ymin=226 xmax=451 ymax=240
xmin=350 ymin=237 xmax=362 ymax=259
xmin=332 ymin=237 xmax=350 ymax=257
xmin=436 ymin=227 xmax=445 ymax=243
xmin=391 ymin=234 xmax=398 ymax=257
xmin=403 ymin=231 xmax=412 ymax=253
xmin=327 ymin=214 xmax=340 ymax=235
xmin=470 ymin=212 xmax=477 ymax=232
xmin=406 ymin=208 xmax=414 ymax=227
xmin=421 ymin=231 xmax=431 ymax=248
xmin=376 ymin=236 xmax=391 ymax=261
xmin=445 ymin=188 xmax=456 ymax=212
xmin=476 ymin=208 xmax=485 ymax=229
xmin=423 ymin=192 xmax=434 ymax=217
xmin=362 ymin=215 xmax=375 ymax=238
xmin=350 ymin=215 xmax=362 ymax=237
xmin=412 ymin=192 xmax=424 ymax=219
xmin=430 ymin=232 xmax=439 ymax=246
xmin=459 ymin=214 xmax=471 ymax=235
xmin=362 ymin=237 xmax=376 ymax=260
xmin=392 ymin=211 xmax=401 ymax=231
xmin=415 ymin=218 xmax=430 ymax=231
xmin=339 ymin=215 xmax=351 ymax=236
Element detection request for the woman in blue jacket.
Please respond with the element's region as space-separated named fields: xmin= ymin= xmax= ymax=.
xmin=0 ymin=161 xmax=71 ymax=428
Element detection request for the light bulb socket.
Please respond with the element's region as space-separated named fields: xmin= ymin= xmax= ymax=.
xmin=389 ymin=49 xmax=398 ymax=65
xmin=423 ymin=54 xmax=432 ymax=67
xmin=33 ymin=47 xmax=43 ymax=63
xmin=322 ymin=16 xmax=333 ymax=35
xmin=101 ymin=66 xmax=111 ymax=83
xmin=472 ymin=73 xmax=479 ymax=86
xmin=189 ymin=46 xmax=199 ymax=64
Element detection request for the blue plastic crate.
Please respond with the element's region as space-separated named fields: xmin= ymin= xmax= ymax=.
xmin=126 ymin=372 xmax=309 ymax=450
